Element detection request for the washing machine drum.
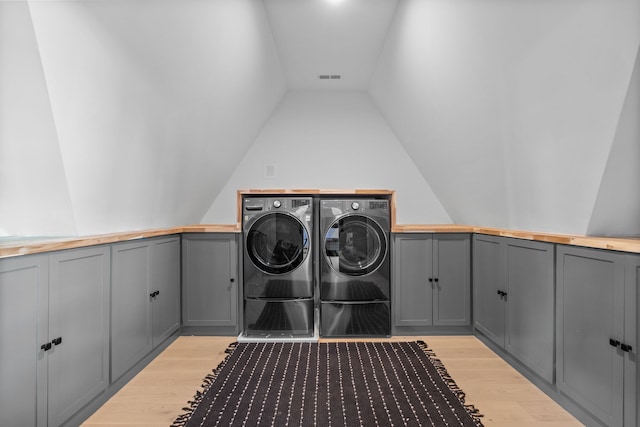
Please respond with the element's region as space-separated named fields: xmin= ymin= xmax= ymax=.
xmin=246 ymin=212 xmax=309 ymax=274
xmin=324 ymin=215 xmax=387 ymax=276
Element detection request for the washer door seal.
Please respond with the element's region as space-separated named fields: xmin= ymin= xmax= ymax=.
xmin=324 ymin=215 xmax=387 ymax=276
xmin=246 ymin=212 xmax=309 ymax=274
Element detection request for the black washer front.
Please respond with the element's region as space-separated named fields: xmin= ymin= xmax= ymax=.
xmin=246 ymin=212 xmax=309 ymax=275
xmin=324 ymin=214 xmax=387 ymax=276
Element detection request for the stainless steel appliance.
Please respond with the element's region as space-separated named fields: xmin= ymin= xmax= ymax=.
xmin=318 ymin=198 xmax=391 ymax=336
xmin=242 ymin=196 xmax=314 ymax=337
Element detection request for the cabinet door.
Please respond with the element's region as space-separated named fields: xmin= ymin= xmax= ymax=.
xmin=111 ymin=241 xmax=152 ymax=383
xmin=556 ymin=246 xmax=625 ymax=427
xmin=473 ymin=234 xmax=506 ymax=347
xmin=0 ymin=255 xmax=48 ymax=427
xmin=182 ymin=234 xmax=238 ymax=328
xmin=150 ymin=237 xmax=180 ymax=347
xmin=48 ymin=246 xmax=110 ymax=427
xmin=393 ymin=235 xmax=433 ymax=327
xmin=505 ymin=239 xmax=554 ymax=383
xmin=625 ymin=254 xmax=639 ymax=427
xmin=433 ymin=234 xmax=470 ymax=326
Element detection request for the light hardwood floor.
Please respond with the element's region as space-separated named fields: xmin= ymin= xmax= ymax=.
xmin=83 ymin=336 xmax=583 ymax=427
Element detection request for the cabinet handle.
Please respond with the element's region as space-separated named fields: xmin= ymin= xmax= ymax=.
xmin=41 ymin=342 xmax=52 ymax=352
xmin=621 ymin=343 xmax=633 ymax=353
xmin=496 ymin=290 xmax=508 ymax=299
xmin=52 ymin=337 xmax=62 ymax=346
xmin=609 ymin=339 xmax=621 ymax=348
xmin=230 ymin=278 xmax=235 ymax=283
xmin=434 ymin=278 xmax=439 ymax=283
xmin=428 ymin=278 xmax=434 ymax=283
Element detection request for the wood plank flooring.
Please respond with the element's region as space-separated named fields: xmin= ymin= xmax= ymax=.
xmin=82 ymin=336 xmax=582 ymax=426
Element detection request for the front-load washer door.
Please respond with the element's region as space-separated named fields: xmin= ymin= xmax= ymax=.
xmin=324 ymin=215 xmax=387 ymax=276
xmin=246 ymin=212 xmax=309 ymax=275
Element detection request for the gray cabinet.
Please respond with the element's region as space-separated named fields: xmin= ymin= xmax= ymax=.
xmin=111 ymin=240 xmax=151 ymax=383
xmin=0 ymin=246 xmax=109 ymax=427
xmin=48 ymin=246 xmax=110 ymax=427
xmin=472 ymin=235 xmax=506 ymax=344
xmin=149 ymin=237 xmax=180 ymax=346
xmin=182 ymin=233 xmax=239 ymax=334
xmin=556 ymin=246 xmax=637 ymax=427
xmin=504 ymin=238 xmax=555 ymax=383
xmin=473 ymin=235 xmax=555 ymax=383
xmin=111 ymin=236 xmax=180 ymax=382
xmin=631 ymin=255 xmax=640 ymax=427
xmin=393 ymin=233 xmax=471 ymax=333
xmin=0 ymin=254 xmax=49 ymax=427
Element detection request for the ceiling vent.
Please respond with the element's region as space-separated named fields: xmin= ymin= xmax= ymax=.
xmin=318 ymin=74 xmax=342 ymax=80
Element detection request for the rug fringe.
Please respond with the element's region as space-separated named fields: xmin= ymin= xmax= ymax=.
xmin=170 ymin=341 xmax=238 ymax=427
xmin=416 ymin=340 xmax=485 ymax=427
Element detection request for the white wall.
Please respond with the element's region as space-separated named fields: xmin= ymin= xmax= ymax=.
xmin=201 ymin=91 xmax=452 ymax=225
xmin=0 ymin=2 xmax=76 ymax=236
xmin=588 ymin=46 xmax=640 ymax=237
xmin=371 ymin=0 xmax=640 ymax=235
xmin=3 ymin=0 xmax=638 ymax=236
xmin=0 ymin=0 xmax=285 ymax=236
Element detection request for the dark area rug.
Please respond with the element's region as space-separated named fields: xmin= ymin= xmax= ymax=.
xmin=172 ymin=341 xmax=483 ymax=427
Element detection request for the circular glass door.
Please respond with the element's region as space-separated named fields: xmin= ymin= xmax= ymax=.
xmin=324 ymin=215 xmax=387 ymax=276
xmin=246 ymin=212 xmax=309 ymax=274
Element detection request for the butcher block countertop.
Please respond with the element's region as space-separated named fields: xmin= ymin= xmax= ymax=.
xmin=1 ymin=224 xmax=638 ymax=258
xmin=0 ymin=225 xmax=240 ymax=258
xmin=396 ymin=224 xmax=640 ymax=254
xmin=1 ymin=189 xmax=638 ymax=257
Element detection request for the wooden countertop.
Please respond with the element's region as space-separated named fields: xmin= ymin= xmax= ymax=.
xmin=180 ymin=224 xmax=240 ymax=233
xmin=1 ymin=189 xmax=638 ymax=257
xmin=238 ymin=189 xmax=395 ymax=194
xmin=0 ymin=225 xmax=240 ymax=259
xmin=236 ymin=189 xmax=397 ymax=228
xmin=396 ymin=224 xmax=640 ymax=253
xmin=1 ymin=223 xmax=638 ymax=258
xmin=393 ymin=224 xmax=474 ymax=233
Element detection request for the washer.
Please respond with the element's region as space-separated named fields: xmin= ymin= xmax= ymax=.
xmin=318 ymin=198 xmax=391 ymax=337
xmin=242 ymin=196 xmax=314 ymax=337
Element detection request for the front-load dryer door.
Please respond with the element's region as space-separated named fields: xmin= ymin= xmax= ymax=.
xmin=324 ymin=215 xmax=387 ymax=277
xmin=246 ymin=212 xmax=309 ymax=275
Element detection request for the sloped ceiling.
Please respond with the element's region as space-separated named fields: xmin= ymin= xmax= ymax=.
xmin=587 ymin=46 xmax=640 ymax=237
xmin=1 ymin=0 xmax=286 ymax=235
xmin=0 ymin=2 xmax=76 ymax=236
xmin=1 ymin=0 xmax=638 ymax=236
xmin=202 ymin=91 xmax=452 ymax=225
xmin=370 ymin=0 xmax=640 ymax=235
xmin=264 ymin=0 xmax=398 ymax=90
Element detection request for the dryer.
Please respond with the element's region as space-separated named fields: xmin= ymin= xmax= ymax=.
xmin=318 ymin=198 xmax=391 ymax=337
xmin=242 ymin=196 xmax=314 ymax=337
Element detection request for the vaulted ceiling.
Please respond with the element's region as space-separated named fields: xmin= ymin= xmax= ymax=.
xmin=1 ymin=0 xmax=638 ymax=237
xmin=264 ymin=0 xmax=398 ymax=90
